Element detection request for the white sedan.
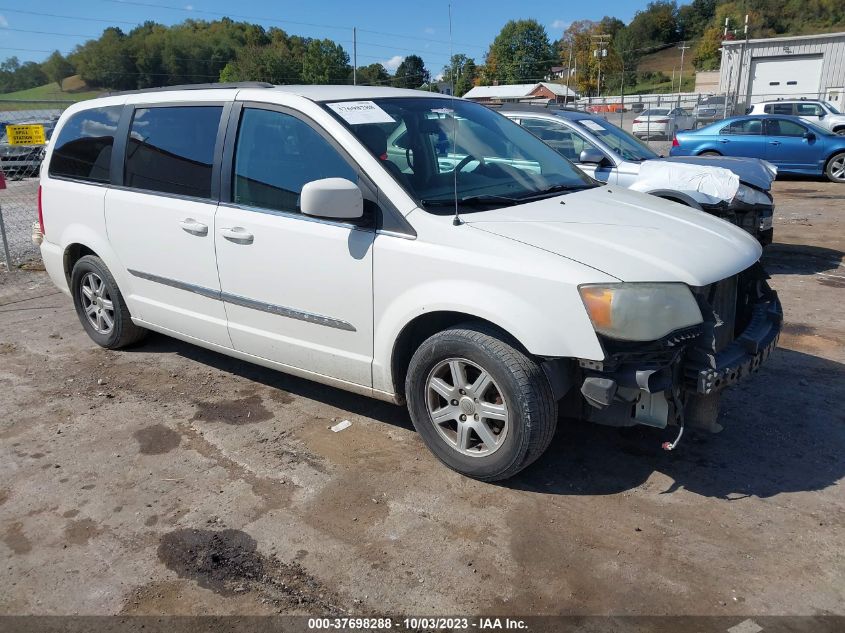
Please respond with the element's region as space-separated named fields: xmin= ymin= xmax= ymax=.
xmin=632 ymin=107 xmax=695 ymax=139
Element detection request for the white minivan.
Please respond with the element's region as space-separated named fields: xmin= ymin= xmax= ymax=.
xmin=37 ymin=83 xmax=782 ymax=480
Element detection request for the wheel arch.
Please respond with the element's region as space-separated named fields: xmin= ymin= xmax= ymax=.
xmin=63 ymin=243 xmax=99 ymax=286
xmin=390 ymin=311 xmax=520 ymax=402
xmin=697 ymin=148 xmax=723 ymax=156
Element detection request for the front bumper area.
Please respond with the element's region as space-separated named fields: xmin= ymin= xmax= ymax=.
xmin=575 ymin=265 xmax=782 ymax=430
xmin=685 ymin=294 xmax=781 ymax=394
xmin=701 ymin=199 xmax=774 ymax=246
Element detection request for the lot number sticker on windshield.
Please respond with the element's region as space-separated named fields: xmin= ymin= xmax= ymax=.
xmin=5 ymin=124 xmax=46 ymax=145
xmin=327 ymin=101 xmax=395 ymax=125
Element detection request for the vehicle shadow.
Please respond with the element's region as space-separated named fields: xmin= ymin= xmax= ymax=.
xmin=129 ymin=337 xmax=844 ymax=500
xmin=506 ymin=347 xmax=845 ymax=500
xmin=763 ymin=242 xmax=844 ymax=275
xmin=127 ymin=333 xmax=414 ymax=430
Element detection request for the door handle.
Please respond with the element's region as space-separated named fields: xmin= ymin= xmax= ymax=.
xmin=179 ymin=218 xmax=208 ymax=236
xmin=220 ymin=227 xmax=254 ymax=245
xmin=718 ymin=138 xmax=729 ymax=143
xmin=769 ymin=141 xmax=781 ymax=146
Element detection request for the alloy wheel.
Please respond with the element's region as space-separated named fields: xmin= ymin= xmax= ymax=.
xmin=80 ymin=272 xmax=115 ymax=334
xmin=425 ymin=357 xmax=509 ymax=457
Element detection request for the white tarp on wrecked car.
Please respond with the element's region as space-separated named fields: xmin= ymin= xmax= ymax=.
xmin=630 ymin=160 xmax=740 ymax=204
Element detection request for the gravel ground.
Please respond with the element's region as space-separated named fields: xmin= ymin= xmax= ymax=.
xmin=0 ymin=179 xmax=842 ymax=619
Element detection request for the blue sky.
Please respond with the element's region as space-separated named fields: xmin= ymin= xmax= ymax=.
xmin=0 ymin=0 xmax=652 ymax=77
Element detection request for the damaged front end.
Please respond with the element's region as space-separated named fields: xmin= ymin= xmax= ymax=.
xmin=575 ymin=263 xmax=782 ymax=444
xmin=701 ymin=186 xmax=774 ymax=246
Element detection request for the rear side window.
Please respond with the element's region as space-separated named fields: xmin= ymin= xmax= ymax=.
xmin=764 ymin=103 xmax=794 ymax=115
xmin=49 ymin=106 xmax=122 ymax=183
xmin=232 ymin=108 xmax=356 ymax=214
xmin=766 ymin=119 xmax=806 ymax=137
xmin=719 ymin=119 xmax=763 ymax=135
xmin=124 ymin=106 xmax=222 ymax=198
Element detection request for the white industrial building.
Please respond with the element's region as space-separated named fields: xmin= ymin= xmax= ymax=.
xmin=719 ymin=31 xmax=845 ymax=109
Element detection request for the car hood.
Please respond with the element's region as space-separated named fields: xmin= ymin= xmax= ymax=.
xmin=661 ymin=155 xmax=777 ymax=191
xmin=463 ymin=186 xmax=762 ymax=286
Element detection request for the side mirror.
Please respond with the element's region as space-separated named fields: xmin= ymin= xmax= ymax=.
xmin=300 ymin=178 xmax=363 ymax=220
xmin=803 ymin=131 xmax=816 ymax=141
xmin=579 ymin=148 xmax=607 ymax=165
xmin=818 ymin=112 xmax=826 ymax=119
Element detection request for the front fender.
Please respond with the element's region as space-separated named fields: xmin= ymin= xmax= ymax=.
xmin=372 ymin=278 xmax=605 ymax=395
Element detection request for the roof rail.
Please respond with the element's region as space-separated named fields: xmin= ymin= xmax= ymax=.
xmin=486 ymin=102 xmax=579 ymax=112
xmin=114 ymin=81 xmax=274 ymax=95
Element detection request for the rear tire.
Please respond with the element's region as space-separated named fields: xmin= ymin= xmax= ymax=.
xmin=71 ymin=255 xmax=147 ymax=349
xmin=699 ymin=150 xmax=721 ymax=157
xmin=825 ymin=152 xmax=845 ymax=183
xmin=405 ymin=323 xmax=557 ymax=481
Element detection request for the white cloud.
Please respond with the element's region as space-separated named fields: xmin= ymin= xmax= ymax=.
xmin=551 ymin=19 xmax=570 ymax=30
xmin=0 ymin=14 xmax=9 ymax=28
xmin=424 ymin=27 xmax=436 ymax=35
xmin=381 ymin=55 xmax=404 ymax=72
xmin=184 ymin=4 xmax=194 ymax=10
xmin=434 ymin=72 xmax=444 ymax=82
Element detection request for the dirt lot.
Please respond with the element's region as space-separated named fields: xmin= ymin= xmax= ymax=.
xmin=0 ymin=179 xmax=843 ymax=619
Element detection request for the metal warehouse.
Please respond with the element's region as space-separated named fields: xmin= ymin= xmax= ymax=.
xmin=719 ymin=31 xmax=845 ymax=109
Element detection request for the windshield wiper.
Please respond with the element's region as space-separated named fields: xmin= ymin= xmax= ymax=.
xmin=421 ymin=194 xmax=521 ymax=208
xmin=517 ymin=183 xmax=596 ymax=201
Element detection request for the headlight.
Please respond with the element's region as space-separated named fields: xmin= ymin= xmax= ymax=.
xmin=579 ymin=283 xmax=703 ymax=341
xmin=734 ymin=184 xmax=772 ymax=206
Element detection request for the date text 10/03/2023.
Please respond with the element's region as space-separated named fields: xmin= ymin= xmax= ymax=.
xmin=307 ymin=617 xmax=529 ymax=630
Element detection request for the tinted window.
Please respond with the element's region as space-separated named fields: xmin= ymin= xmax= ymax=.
xmin=764 ymin=103 xmax=794 ymax=115
xmin=719 ymin=119 xmax=763 ymax=135
xmin=796 ymin=103 xmax=823 ymax=116
xmin=233 ymin=108 xmax=356 ymax=214
xmin=124 ymin=106 xmax=221 ymax=198
xmin=49 ymin=106 xmax=121 ymax=183
xmin=766 ymin=119 xmax=807 ymax=137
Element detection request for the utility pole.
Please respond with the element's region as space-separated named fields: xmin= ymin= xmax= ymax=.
xmin=353 ymin=27 xmax=357 ymax=85
xmin=591 ymin=34 xmax=610 ymax=98
xmin=564 ymin=42 xmax=573 ymax=103
xmin=677 ymin=41 xmax=690 ymax=101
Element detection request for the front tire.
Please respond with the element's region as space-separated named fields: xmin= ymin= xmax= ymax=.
xmin=405 ymin=323 xmax=557 ymax=481
xmin=71 ymin=255 xmax=147 ymax=349
xmin=825 ymin=152 xmax=845 ymax=183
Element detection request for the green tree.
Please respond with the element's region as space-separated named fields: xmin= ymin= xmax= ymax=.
xmin=483 ymin=19 xmax=554 ymax=85
xmin=442 ymin=54 xmax=478 ymax=96
xmin=393 ymin=55 xmax=429 ymax=89
xmin=302 ymin=39 xmax=350 ymax=84
xmin=71 ymin=27 xmax=135 ymax=90
xmin=41 ymin=51 xmax=75 ymax=90
xmin=355 ymin=63 xmax=390 ymax=86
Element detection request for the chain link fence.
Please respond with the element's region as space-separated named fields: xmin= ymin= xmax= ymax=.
xmin=1 ymin=101 xmax=72 ymax=271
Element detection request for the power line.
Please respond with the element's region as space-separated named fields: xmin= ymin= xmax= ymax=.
xmin=0 ymin=7 xmax=139 ymax=26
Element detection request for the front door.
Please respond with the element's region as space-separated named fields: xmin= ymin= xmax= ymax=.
xmin=105 ymin=104 xmax=231 ymax=347
xmin=764 ymin=118 xmax=820 ymax=170
xmin=214 ymin=105 xmax=375 ymax=387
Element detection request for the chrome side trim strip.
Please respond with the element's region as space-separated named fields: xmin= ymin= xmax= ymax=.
xmin=127 ymin=269 xmax=356 ymax=332
xmin=221 ymin=291 xmax=356 ymax=332
xmin=127 ymin=268 xmax=221 ymax=300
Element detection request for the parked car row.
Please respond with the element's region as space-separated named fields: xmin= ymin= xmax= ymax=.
xmin=35 ymin=85 xmax=782 ymax=481
xmin=495 ymin=104 xmax=775 ymax=244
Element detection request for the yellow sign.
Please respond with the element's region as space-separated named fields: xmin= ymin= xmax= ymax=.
xmin=5 ymin=124 xmax=46 ymax=146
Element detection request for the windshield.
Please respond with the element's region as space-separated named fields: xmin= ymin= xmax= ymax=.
xmin=642 ymin=109 xmax=669 ymax=117
xmin=802 ymin=118 xmax=836 ymax=136
xmin=323 ymin=97 xmax=596 ymax=212
xmin=823 ymin=101 xmax=842 ymax=115
xmin=573 ymin=117 xmax=658 ymax=162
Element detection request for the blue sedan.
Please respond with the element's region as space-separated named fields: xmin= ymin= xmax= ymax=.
xmin=670 ymin=114 xmax=845 ymax=183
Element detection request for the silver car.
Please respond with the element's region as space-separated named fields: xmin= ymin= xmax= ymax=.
xmin=498 ymin=105 xmax=776 ymax=245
